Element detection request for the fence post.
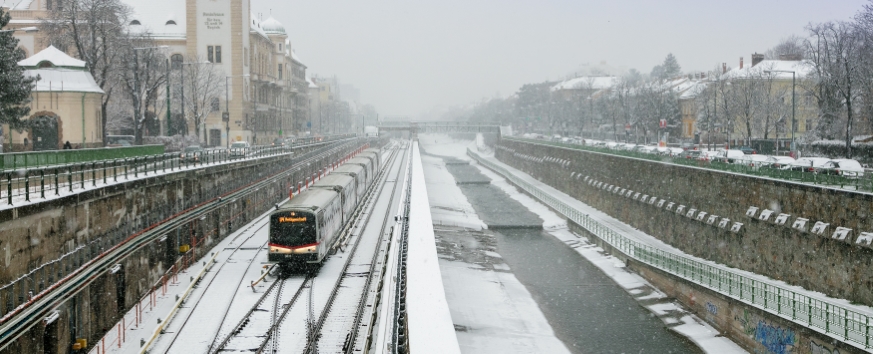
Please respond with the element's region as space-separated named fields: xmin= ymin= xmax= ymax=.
xmin=92 ymin=162 xmax=96 ymax=187
xmin=134 ymin=157 xmax=138 ymax=178
xmin=124 ymin=158 xmax=129 ymax=180
xmin=68 ymin=166 xmax=72 ymax=192
xmin=103 ymin=161 xmax=107 ymax=185
xmin=54 ymin=168 xmax=59 ymax=196
xmin=80 ymin=164 xmax=85 ymax=189
xmin=24 ymin=170 xmax=29 ymax=202
xmin=40 ymin=169 xmax=45 ymax=199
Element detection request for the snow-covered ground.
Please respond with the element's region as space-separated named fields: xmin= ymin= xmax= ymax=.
xmin=419 ymin=134 xmax=571 ymax=354
xmin=420 ymin=134 xmax=747 ymax=354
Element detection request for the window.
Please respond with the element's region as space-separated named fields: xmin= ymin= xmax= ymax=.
xmin=171 ymin=54 xmax=183 ymax=69
xmin=211 ymin=98 xmax=220 ymax=112
xmin=207 ymin=46 xmax=222 ymax=63
xmin=130 ymin=20 xmax=141 ymax=25
xmin=278 ymin=64 xmax=283 ymax=80
xmin=166 ymin=20 xmax=177 ymax=25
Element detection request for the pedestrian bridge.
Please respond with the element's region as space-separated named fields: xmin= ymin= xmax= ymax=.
xmin=378 ymin=121 xmax=502 ymax=134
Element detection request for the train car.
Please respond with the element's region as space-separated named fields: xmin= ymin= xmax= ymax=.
xmin=310 ymin=174 xmax=357 ymax=223
xmin=363 ymin=148 xmax=382 ymax=169
xmin=358 ymin=151 xmax=380 ymax=171
xmin=346 ymin=157 xmax=375 ymax=187
xmin=332 ymin=164 xmax=368 ymax=202
xmin=269 ymin=189 xmax=343 ymax=264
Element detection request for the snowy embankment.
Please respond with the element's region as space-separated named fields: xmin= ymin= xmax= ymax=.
xmin=406 ymin=143 xmax=461 ymax=353
xmin=418 ymin=134 xmax=571 ymax=354
xmin=422 ymin=133 xmax=746 ymax=354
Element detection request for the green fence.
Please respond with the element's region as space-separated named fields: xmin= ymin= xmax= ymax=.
xmin=469 ymin=149 xmax=873 ymax=351
xmin=505 ymin=137 xmax=873 ymax=192
xmin=0 ymin=145 xmax=165 ymax=171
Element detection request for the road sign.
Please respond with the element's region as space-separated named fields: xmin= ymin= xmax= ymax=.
xmin=659 ymin=119 xmax=667 ymax=129
xmin=222 ymin=112 xmax=230 ymax=122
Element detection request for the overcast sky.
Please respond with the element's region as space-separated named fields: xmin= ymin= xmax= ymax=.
xmin=252 ymin=0 xmax=869 ymax=118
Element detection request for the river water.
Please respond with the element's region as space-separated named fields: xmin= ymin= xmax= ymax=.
xmin=443 ymin=158 xmax=702 ymax=354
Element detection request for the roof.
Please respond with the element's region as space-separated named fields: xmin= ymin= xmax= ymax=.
xmin=312 ymin=174 xmax=355 ymax=191
xmin=121 ymin=0 xmax=186 ymax=39
xmin=332 ymin=164 xmax=364 ymax=175
xmin=721 ymin=60 xmax=814 ymax=80
xmin=260 ymin=16 xmax=286 ymax=35
xmin=25 ymin=68 xmax=104 ymax=94
xmin=347 ymin=157 xmax=373 ymax=167
xmin=308 ymin=78 xmax=319 ymax=89
xmin=551 ymin=76 xmax=619 ymax=92
xmin=250 ymin=14 xmax=269 ymax=40
xmin=18 ymin=46 xmax=86 ymax=69
xmin=280 ymin=188 xmax=338 ymax=211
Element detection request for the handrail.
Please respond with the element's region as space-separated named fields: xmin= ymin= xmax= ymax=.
xmin=468 ymin=148 xmax=873 ymax=351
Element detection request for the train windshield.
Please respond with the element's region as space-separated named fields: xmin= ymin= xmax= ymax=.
xmin=270 ymin=211 xmax=317 ymax=247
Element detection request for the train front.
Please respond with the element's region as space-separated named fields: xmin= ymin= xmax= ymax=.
xmin=268 ymin=209 xmax=319 ymax=263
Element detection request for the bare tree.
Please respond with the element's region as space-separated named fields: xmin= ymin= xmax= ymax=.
xmin=116 ymin=35 xmax=167 ymax=145
xmin=182 ymin=56 xmax=225 ymax=144
xmin=41 ymin=0 xmax=131 ymax=146
xmin=806 ymin=21 xmax=864 ymax=157
xmin=765 ymin=35 xmax=806 ymax=60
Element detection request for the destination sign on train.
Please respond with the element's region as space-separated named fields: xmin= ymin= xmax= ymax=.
xmin=278 ymin=216 xmax=307 ymax=223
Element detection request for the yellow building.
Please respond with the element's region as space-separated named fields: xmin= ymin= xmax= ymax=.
xmin=2 ymin=46 xmax=104 ymax=151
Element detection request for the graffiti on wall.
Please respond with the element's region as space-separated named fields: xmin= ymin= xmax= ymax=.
xmin=809 ymin=340 xmax=841 ymax=354
xmin=735 ymin=309 xmax=796 ymax=354
xmin=705 ymin=301 xmax=718 ymax=315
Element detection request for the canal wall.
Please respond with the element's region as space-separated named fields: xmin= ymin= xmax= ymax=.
xmin=495 ymin=139 xmax=873 ymax=309
xmin=0 ymin=142 xmax=362 ymax=354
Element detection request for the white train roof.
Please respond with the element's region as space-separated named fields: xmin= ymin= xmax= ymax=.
xmin=333 ymin=164 xmax=364 ymax=175
xmin=347 ymin=157 xmax=373 ymax=166
xmin=279 ymin=188 xmax=338 ymax=212
xmin=312 ymin=174 xmax=355 ymax=190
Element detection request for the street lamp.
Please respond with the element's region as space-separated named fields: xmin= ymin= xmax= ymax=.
xmin=225 ymin=75 xmax=249 ymax=148
xmin=765 ymin=69 xmax=796 ymax=156
xmin=0 ymin=27 xmax=38 ymax=33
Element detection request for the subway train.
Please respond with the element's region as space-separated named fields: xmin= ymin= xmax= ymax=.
xmin=268 ymin=148 xmax=382 ymax=266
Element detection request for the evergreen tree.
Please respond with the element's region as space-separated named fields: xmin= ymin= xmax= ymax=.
xmin=0 ymin=8 xmax=36 ymax=132
xmin=662 ymin=53 xmax=682 ymax=79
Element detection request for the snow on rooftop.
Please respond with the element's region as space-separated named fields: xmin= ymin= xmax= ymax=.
xmin=25 ymin=68 xmax=104 ymax=94
xmin=260 ymin=16 xmax=286 ymax=35
xmin=7 ymin=0 xmax=34 ymax=10
xmin=18 ymin=45 xmax=86 ymax=68
xmin=250 ymin=14 xmax=269 ymax=39
xmin=551 ymin=76 xmax=619 ymax=92
xmin=722 ymin=59 xmax=814 ymax=80
xmin=121 ymin=0 xmax=186 ymax=39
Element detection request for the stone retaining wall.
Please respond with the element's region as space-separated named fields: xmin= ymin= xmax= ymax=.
xmin=496 ymin=139 xmax=873 ymax=308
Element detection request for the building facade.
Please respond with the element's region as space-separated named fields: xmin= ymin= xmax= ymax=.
xmin=5 ymin=0 xmax=310 ymax=147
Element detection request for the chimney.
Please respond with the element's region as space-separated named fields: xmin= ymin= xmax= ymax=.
xmin=740 ymin=57 xmax=744 ymax=69
xmin=752 ymin=53 xmax=764 ymax=67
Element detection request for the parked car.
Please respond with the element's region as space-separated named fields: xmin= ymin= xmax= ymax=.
xmin=668 ymin=147 xmax=685 ymax=157
xmin=816 ymin=159 xmax=865 ymax=177
xmin=180 ymin=145 xmax=203 ymax=162
xmin=735 ymin=154 xmax=770 ymax=169
xmin=229 ymin=141 xmax=251 ymax=158
xmin=786 ymin=157 xmax=831 ymax=172
xmin=737 ymin=146 xmax=758 ymax=154
xmin=762 ymin=156 xmax=796 ymax=169
xmin=698 ymin=150 xmax=720 ymax=162
xmin=712 ymin=149 xmax=745 ymax=163
xmin=678 ymin=150 xmax=703 ymax=159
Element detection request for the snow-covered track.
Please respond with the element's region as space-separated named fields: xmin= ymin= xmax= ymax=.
xmin=304 ymin=142 xmax=413 ymax=354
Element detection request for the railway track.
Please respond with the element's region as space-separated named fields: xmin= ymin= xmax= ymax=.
xmin=203 ymin=142 xmax=407 ymax=354
xmin=0 ymin=140 xmax=362 ymax=352
xmin=305 ymin=141 xmax=412 ymax=354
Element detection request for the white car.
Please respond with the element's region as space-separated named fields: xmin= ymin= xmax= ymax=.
xmin=229 ymin=141 xmax=251 ymax=158
xmin=816 ymin=159 xmax=865 ymax=177
xmin=735 ymin=154 xmax=771 ymax=168
xmin=763 ymin=156 xmax=795 ymax=169
xmin=786 ymin=157 xmax=831 ymax=172
xmin=712 ymin=149 xmax=745 ymax=163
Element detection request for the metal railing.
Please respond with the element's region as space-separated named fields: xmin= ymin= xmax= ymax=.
xmin=505 ymin=137 xmax=873 ymax=193
xmin=469 ymin=149 xmax=873 ymax=351
xmin=0 ymin=145 xmax=165 ymax=171
xmin=0 ymin=135 xmax=357 ymax=206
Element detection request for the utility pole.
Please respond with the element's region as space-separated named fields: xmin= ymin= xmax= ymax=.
xmin=166 ymin=58 xmax=172 ymax=136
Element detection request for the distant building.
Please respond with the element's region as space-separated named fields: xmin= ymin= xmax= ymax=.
xmin=5 ymin=0 xmax=310 ymax=146
xmin=2 ymin=46 xmax=105 ymax=151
